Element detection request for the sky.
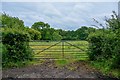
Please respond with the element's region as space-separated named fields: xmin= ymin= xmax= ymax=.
xmin=1 ymin=1 xmax=119 ymax=30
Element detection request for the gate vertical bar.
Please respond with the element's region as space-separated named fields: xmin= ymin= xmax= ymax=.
xmin=62 ymin=41 xmax=64 ymax=58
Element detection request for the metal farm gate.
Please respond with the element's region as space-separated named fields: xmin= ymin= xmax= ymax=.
xmin=29 ymin=40 xmax=88 ymax=60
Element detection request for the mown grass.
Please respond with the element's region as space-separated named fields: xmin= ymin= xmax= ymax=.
xmin=29 ymin=40 xmax=89 ymax=66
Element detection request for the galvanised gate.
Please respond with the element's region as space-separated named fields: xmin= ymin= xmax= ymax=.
xmin=29 ymin=40 xmax=88 ymax=60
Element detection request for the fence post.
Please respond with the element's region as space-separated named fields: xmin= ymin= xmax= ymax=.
xmin=62 ymin=41 xmax=64 ymax=58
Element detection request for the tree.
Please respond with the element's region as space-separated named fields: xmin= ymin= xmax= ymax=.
xmin=26 ymin=28 xmax=41 ymax=40
xmin=76 ymin=26 xmax=88 ymax=40
xmin=31 ymin=22 xmax=44 ymax=31
xmin=1 ymin=13 xmax=24 ymax=29
xmin=31 ymin=22 xmax=50 ymax=31
xmin=52 ymin=31 xmax=62 ymax=41
xmin=105 ymin=11 xmax=120 ymax=32
xmin=31 ymin=22 xmax=52 ymax=40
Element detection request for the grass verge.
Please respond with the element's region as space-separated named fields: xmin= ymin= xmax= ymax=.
xmin=2 ymin=59 xmax=45 ymax=70
xmin=90 ymin=61 xmax=120 ymax=79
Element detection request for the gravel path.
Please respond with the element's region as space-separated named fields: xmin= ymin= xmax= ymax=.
xmin=2 ymin=60 xmax=116 ymax=79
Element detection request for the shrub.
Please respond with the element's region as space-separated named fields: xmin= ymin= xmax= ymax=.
xmin=26 ymin=28 xmax=41 ymax=40
xmin=87 ymin=31 xmax=104 ymax=60
xmin=87 ymin=30 xmax=117 ymax=59
xmin=2 ymin=28 xmax=33 ymax=68
xmin=87 ymin=29 xmax=120 ymax=68
xmin=111 ymin=32 xmax=120 ymax=68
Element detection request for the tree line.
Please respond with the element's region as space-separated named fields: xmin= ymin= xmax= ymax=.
xmin=1 ymin=13 xmax=96 ymax=41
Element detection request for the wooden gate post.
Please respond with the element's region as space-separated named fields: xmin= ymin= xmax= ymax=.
xmin=62 ymin=41 xmax=64 ymax=58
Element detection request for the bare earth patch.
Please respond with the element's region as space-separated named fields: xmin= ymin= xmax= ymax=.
xmin=2 ymin=60 xmax=116 ymax=79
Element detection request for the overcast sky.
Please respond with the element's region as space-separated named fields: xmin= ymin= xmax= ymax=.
xmin=1 ymin=2 xmax=118 ymax=30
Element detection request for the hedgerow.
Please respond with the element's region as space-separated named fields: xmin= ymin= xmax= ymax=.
xmin=87 ymin=11 xmax=120 ymax=69
xmin=2 ymin=28 xmax=33 ymax=68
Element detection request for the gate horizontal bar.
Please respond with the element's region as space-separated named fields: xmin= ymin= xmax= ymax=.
xmin=29 ymin=44 xmax=88 ymax=46
xmin=34 ymin=51 xmax=84 ymax=52
xmin=30 ymin=40 xmax=87 ymax=42
xmin=31 ymin=48 xmax=88 ymax=50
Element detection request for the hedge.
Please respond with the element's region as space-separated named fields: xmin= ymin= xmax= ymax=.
xmin=87 ymin=30 xmax=120 ymax=68
xmin=2 ymin=28 xmax=33 ymax=68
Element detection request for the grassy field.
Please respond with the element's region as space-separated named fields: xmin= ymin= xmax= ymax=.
xmin=29 ymin=40 xmax=89 ymax=66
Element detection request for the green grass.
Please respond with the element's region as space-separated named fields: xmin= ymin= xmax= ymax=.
xmin=90 ymin=61 xmax=120 ymax=79
xmin=29 ymin=41 xmax=60 ymax=45
xmin=29 ymin=41 xmax=88 ymax=60
xmin=54 ymin=59 xmax=81 ymax=67
xmin=55 ymin=59 xmax=68 ymax=67
xmin=29 ymin=40 xmax=89 ymax=66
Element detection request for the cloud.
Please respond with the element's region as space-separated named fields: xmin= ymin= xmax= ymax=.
xmin=2 ymin=0 xmax=119 ymax=2
xmin=1 ymin=2 xmax=118 ymax=30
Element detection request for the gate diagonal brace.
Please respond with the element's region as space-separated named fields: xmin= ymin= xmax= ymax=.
xmin=36 ymin=41 xmax=61 ymax=54
xmin=65 ymin=41 xmax=86 ymax=52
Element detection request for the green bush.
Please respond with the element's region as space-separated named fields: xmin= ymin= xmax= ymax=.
xmin=26 ymin=28 xmax=41 ymax=40
xmin=2 ymin=28 xmax=33 ymax=68
xmin=101 ymin=32 xmax=116 ymax=59
xmin=87 ymin=30 xmax=116 ymax=59
xmin=87 ymin=31 xmax=104 ymax=60
xmin=111 ymin=33 xmax=120 ymax=68
xmin=87 ymin=30 xmax=120 ymax=68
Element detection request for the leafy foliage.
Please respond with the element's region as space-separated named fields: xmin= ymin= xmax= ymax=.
xmin=31 ymin=22 xmax=50 ymax=30
xmin=87 ymin=11 xmax=120 ymax=69
xmin=52 ymin=31 xmax=62 ymax=40
xmin=1 ymin=13 xmax=34 ymax=68
xmin=76 ymin=26 xmax=89 ymax=40
xmin=2 ymin=28 xmax=33 ymax=68
xmin=31 ymin=21 xmax=62 ymax=40
xmin=26 ymin=28 xmax=41 ymax=40
xmin=57 ymin=27 xmax=95 ymax=40
xmin=1 ymin=13 xmax=24 ymax=28
xmin=87 ymin=30 xmax=117 ymax=60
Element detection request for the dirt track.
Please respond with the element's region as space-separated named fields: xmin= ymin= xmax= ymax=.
xmin=2 ymin=60 xmax=116 ymax=79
